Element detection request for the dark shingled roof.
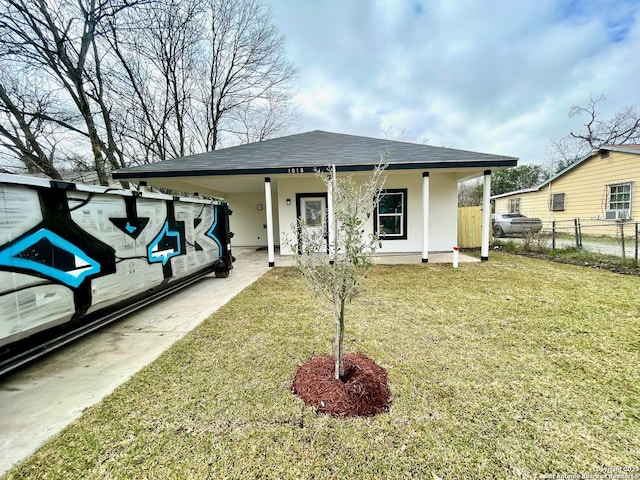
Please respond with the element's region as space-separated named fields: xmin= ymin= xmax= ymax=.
xmin=113 ymin=130 xmax=517 ymax=179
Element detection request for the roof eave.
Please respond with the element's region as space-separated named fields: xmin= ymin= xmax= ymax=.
xmin=491 ymin=150 xmax=599 ymax=199
xmin=600 ymin=145 xmax=640 ymax=155
xmin=491 ymin=186 xmax=539 ymax=200
xmin=113 ymin=159 xmax=518 ymax=180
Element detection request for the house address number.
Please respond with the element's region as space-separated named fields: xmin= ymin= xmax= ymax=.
xmin=287 ymin=167 xmax=305 ymax=173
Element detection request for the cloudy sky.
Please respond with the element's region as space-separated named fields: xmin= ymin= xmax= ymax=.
xmin=269 ymin=0 xmax=640 ymax=165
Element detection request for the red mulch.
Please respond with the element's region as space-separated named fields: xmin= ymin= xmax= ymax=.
xmin=291 ymin=352 xmax=391 ymax=417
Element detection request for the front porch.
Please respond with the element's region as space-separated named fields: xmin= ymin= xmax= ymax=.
xmin=242 ymin=247 xmax=480 ymax=267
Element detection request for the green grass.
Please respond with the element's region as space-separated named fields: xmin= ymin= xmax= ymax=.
xmin=547 ymin=245 xmax=639 ymax=267
xmin=496 ymin=238 xmax=639 ymax=272
xmin=4 ymin=253 xmax=640 ymax=479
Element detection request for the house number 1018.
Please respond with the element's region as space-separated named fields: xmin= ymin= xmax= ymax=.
xmin=288 ymin=167 xmax=305 ymax=173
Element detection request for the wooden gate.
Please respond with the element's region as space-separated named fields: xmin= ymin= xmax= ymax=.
xmin=458 ymin=206 xmax=483 ymax=248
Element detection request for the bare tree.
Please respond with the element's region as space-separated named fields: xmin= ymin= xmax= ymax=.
xmin=550 ymin=95 xmax=640 ymax=172
xmin=381 ymin=126 xmax=430 ymax=145
xmin=228 ymin=95 xmax=298 ymax=145
xmin=569 ymin=95 xmax=640 ymax=148
xmin=95 ymin=0 xmax=298 ymax=160
xmin=193 ymin=0 xmax=297 ymax=150
xmin=0 ymin=72 xmax=62 ymax=178
xmin=105 ymin=0 xmax=205 ymax=164
xmin=0 ymin=0 xmax=142 ymax=184
xmin=0 ymin=0 xmax=298 ymax=181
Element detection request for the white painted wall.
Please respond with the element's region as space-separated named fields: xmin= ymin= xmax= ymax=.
xmin=273 ymin=170 xmax=459 ymax=255
xmin=225 ymin=189 xmax=280 ymax=247
xmin=375 ymin=171 xmax=421 ymax=253
xmin=427 ymin=172 xmax=459 ymax=252
xmin=363 ymin=170 xmax=458 ymax=253
xmin=277 ymin=176 xmax=327 ymax=255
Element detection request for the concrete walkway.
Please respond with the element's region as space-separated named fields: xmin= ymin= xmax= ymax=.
xmin=0 ymin=247 xmax=477 ymax=475
xmin=0 ymin=248 xmax=271 ymax=475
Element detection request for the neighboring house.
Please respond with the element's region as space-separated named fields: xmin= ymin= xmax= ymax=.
xmin=113 ymin=131 xmax=517 ymax=265
xmin=492 ymin=145 xmax=640 ymax=222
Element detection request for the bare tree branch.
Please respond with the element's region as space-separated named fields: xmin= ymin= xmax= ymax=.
xmin=0 ymin=75 xmax=62 ymax=178
xmin=196 ymin=0 xmax=297 ymax=150
xmin=0 ymin=0 xmax=298 ymax=181
xmin=551 ymin=95 xmax=640 ymax=172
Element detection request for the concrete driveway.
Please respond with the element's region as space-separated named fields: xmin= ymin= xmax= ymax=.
xmin=0 ymin=248 xmax=271 ymax=475
xmin=0 ymin=247 xmax=475 ymax=475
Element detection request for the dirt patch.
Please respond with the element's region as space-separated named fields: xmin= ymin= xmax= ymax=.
xmin=292 ymin=352 xmax=391 ymax=417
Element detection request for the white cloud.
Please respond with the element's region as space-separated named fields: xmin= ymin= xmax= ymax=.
xmin=270 ymin=0 xmax=640 ymax=164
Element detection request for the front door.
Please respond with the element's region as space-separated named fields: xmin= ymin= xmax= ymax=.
xmin=297 ymin=194 xmax=327 ymax=253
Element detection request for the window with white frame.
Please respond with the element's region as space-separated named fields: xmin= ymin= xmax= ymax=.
xmin=508 ymin=198 xmax=520 ymax=213
xmin=607 ymin=182 xmax=632 ymax=218
xmin=374 ymin=189 xmax=407 ymax=240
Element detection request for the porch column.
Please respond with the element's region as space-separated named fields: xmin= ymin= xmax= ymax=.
xmin=422 ymin=172 xmax=430 ymax=262
xmin=264 ymin=177 xmax=275 ymax=267
xmin=481 ymin=169 xmax=492 ymax=261
xmin=327 ymin=166 xmax=335 ymax=261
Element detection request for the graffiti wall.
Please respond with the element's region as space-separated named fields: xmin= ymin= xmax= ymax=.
xmin=0 ymin=174 xmax=233 ymax=351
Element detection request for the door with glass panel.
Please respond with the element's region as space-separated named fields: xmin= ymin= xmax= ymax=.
xmin=296 ymin=194 xmax=327 ymax=253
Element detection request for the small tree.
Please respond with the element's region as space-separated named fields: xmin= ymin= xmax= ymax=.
xmin=292 ymin=163 xmax=386 ymax=381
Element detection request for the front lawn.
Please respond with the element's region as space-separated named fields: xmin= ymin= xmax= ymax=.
xmin=4 ymin=253 xmax=639 ymax=479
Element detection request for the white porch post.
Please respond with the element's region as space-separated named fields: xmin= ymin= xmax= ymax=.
xmin=481 ymin=169 xmax=492 ymax=261
xmin=327 ymin=166 xmax=335 ymax=261
xmin=422 ymin=172 xmax=430 ymax=263
xmin=264 ymin=177 xmax=275 ymax=267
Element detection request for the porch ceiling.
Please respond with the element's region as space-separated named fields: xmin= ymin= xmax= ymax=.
xmin=137 ymin=174 xmax=267 ymax=196
xmin=130 ymin=167 xmax=503 ymax=197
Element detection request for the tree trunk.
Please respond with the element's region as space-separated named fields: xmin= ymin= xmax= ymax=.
xmin=90 ymin=136 xmax=109 ymax=186
xmin=334 ymin=298 xmax=345 ymax=380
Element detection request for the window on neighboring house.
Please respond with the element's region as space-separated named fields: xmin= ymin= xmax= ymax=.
xmin=508 ymin=198 xmax=520 ymax=213
xmin=374 ymin=189 xmax=407 ymax=240
xmin=550 ymin=193 xmax=565 ymax=211
xmin=607 ymin=182 xmax=632 ymax=218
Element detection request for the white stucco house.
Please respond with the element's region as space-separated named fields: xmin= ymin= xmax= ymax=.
xmin=113 ymin=131 xmax=517 ymax=265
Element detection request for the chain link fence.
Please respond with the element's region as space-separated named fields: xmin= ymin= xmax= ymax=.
xmin=538 ymin=219 xmax=640 ymax=265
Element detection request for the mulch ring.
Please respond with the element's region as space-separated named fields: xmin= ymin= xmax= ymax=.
xmin=292 ymin=352 xmax=391 ymax=417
